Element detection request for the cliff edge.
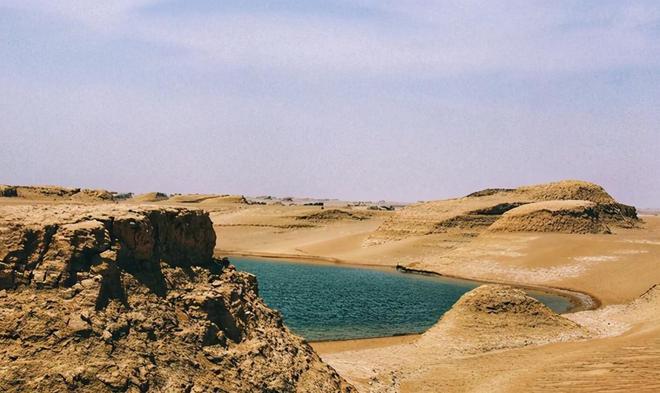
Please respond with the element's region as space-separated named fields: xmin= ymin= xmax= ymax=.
xmin=0 ymin=205 xmax=354 ymax=393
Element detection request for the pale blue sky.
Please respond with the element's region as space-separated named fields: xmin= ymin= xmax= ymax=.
xmin=1 ymin=1 xmax=659 ymax=206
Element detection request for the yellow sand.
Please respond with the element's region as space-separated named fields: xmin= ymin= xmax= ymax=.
xmin=3 ymin=182 xmax=659 ymax=392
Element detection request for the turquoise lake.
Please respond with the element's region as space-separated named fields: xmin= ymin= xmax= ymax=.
xmin=233 ymin=257 xmax=572 ymax=341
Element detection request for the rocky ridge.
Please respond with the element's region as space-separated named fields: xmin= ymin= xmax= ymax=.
xmin=367 ymin=180 xmax=638 ymax=244
xmin=488 ymin=200 xmax=612 ymax=234
xmin=0 ymin=185 xmax=115 ymax=202
xmin=131 ymin=192 xmax=170 ymax=203
xmin=0 ymin=205 xmax=353 ymax=392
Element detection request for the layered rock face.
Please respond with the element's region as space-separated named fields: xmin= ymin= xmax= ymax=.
xmin=367 ymin=180 xmax=638 ymax=243
xmin=488 ymin=200 xmax=612 ymax=234
xmin=0 ymin=205 xmax=353 ymax=393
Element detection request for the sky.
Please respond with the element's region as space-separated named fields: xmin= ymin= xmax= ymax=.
xmin=1 ymin=1 xmax=659 ymax=206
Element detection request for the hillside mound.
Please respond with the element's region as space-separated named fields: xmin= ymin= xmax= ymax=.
xmin=69 ymin=189 xmax=115 ymax=202
xmin=367 ymin=180 xmax=637 ymax=244
xmin=198 ymin=195 xmax=248 ymax=205
xmin=488 ymin=200 xmax=611 ymax=234
xmin=515 ymin=180 xmax=615 ymax=204
xmin=296 ymin=209 xmax=368 ymax=222
xmin=165 ymin=194 xmax=247 ymax=204
xmin=131 ymin=192 xmax=169 ymax=202
xmin=624 ymin=284 xmax=660 ymax=318
xmin=466 ymin=188 xmax=515 ymax=198
xmin=419 ymin=285 xmax=588 ymax=354
xmin=0 ymin=185 xmax=115 ymax=202
xmin=0 ymin=205 xmax=354 ymax=393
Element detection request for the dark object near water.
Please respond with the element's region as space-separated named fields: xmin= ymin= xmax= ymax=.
xmin=220 ymin=257 xmax=230 ymax=268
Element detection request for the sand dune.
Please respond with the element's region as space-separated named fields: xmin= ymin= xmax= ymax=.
xmin=1 ymin=180 xmax=658 ymax=392
xmin=366 ymin=180 xmax=637 ymax=244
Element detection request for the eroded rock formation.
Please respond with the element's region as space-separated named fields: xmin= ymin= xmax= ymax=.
xmin=131 ymin=192 xmax=170 ymax=203
xmin=488 ymin=200 xmax=612 ymax=234
xmin=0 ymin=186 xmax=18 ymax=197
xmin=0 ymin=205 xmax=354 ymax=393
xmin=418 ymin=284 xmax=589 ymax=354
xmin=295 ymin=209 xmax=368 ymax=222
xmin=0 ymin=185 xmax=115 ymax=202
xmin=367 ymin=180 xmax=638 ymax=244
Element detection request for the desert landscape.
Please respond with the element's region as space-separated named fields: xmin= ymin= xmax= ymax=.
xmin=2 ymin=2 xmax=659 ymax=392
xmin=1 ymin=180 xmax=658 ymax=392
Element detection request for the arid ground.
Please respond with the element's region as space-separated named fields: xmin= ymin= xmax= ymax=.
xmin=1 ymin=181 xmax=659 ymax=392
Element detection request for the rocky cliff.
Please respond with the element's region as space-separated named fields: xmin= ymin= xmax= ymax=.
xmin=0 ymin=205 xmax=354 ymax=392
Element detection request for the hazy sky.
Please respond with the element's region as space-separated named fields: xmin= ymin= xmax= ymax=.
xmin=1 ymin=1 xmax=659 ymax=206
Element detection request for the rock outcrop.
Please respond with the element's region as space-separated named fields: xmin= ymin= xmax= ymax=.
xmin=199 ymin=195 xmax=248 ymax=205
xmin=0 ymin=205 xmax=354 ymax=393
xmin=295 ymin=209 xmax=369 ymax=222
xmin=0 ymin=185 xmax=18 ymax=197
xmin=131 ymin=192 xmax=170 ymax=203
xmin=514 ymin=180 xmax=616 ymax=204
xmin=0 ymin=185 xmax=115 ymax=202
xmin=367 ymin=180 xmax=638 ymax=244
xmin=418 ymin=285 xmax=589 ymax=354
xmin=165 ymin=194 xmax=248 ymax=205
xmin=488 ymin=200 xmax=612 ymax=234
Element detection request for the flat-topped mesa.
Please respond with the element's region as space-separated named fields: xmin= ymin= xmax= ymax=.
xmin=419 ymin=285 xmax=589 ymax=354
xmin=0 ymin=185 xmax=115 ymax=202
xmin=513 ymin=179 xmax=616 ymax=204
xmin=0 ymin=205 xmax=354 ymax=393
xmin=366 ymin=180 xmax=638 ymax=244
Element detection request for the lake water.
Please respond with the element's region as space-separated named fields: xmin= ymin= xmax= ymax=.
xmin=233 ymin=257 xmax=573 ymax=341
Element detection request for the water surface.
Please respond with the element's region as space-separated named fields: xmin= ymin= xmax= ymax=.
xmin=233 ymin=257 xmax=572 ymax=341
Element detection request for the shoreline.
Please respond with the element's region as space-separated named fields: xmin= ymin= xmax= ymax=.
xmin=395 ymin=265 xmax=600 ymax=313
xmin=310 ymin=334 xmax=420 ymax=355
xmin=220 ymin=250 xmax=600 ymax=313
xmin=219 ymin=250 xmax=601 ymax=345
xmin=216 ymin=249 xmax=390 ymax=269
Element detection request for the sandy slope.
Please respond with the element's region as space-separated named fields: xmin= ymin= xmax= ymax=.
xmin=205 ymin=203 xmax=660 ymax=392
xmin=213 ymin=203 xmax=659 ymax=305
xmin=2 ymin=182 xmax=659 ymax=392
